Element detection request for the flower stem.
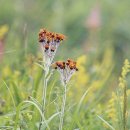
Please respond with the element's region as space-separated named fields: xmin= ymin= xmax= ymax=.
xmin=123 ymin=83 xmax=127 ymax=130
xmin=39 ymin=69 xmax=50 ymax=130
xmin=59 ymin=84 xmax=67 ymax=130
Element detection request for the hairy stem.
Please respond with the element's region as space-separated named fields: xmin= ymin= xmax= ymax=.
xmin=39 ymin=69 xmax=50 ymax=130
xmin=59 ymin=85 xmax=67 ymax=130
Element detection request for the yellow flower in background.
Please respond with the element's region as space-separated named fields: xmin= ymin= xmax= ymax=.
xmin=104 ymin=59 xmax=130 ymax=129
xmin=25 ymin=54 xmax=39 ymax=76
xmin=13 ymin=70 xmax=21 ymax=79
xmin=0 ymin=25 xmax=9 ymax=39
xmin=2 ymin=66 xmax=12 ymax=78
xmin=119 ymin=59 xmax=130 ymax=89
xmin=69 ymin=55 xmax=89 ymax=100
xmin=127 ymin=89 xmax=130 ymax=95
xmin=106 ymin=92 xmax=118 ymax=122
xmin=77 ymin=55 xmax=87 ymax=65
xmin=76 ymin=55 xmax=89 ymax=86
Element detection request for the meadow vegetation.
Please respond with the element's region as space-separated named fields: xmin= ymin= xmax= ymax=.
xmin=0 ymin=0 xmax=130 ymax=130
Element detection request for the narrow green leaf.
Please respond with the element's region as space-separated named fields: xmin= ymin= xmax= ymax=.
xmin=97 ymin=115 xmax=116 ymax=130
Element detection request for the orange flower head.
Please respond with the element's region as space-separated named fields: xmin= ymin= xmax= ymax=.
xmin=67 ymin=59 xmax=78 ymax=71
xmin=56 ymin=61 xmax=65 ymax=69
xmin=45 ymin=44 xmax=49 ymax=50
xmin=52 ymin=59 xmax=78 ymax=85
xmin=55 ymin=33 xmax=66 ymax=42
xmin=38 ymin=28 xmax=66 ymax=67
xmin=38 ymin=28 xmax=48 ymax=42
xmin=51 ymin=63 xmax=57 ymax=69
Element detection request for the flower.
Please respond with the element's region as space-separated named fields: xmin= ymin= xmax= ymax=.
xmin=85 ymin=5 xmax=101 ymax=30
xmin=52 ymin=59 xmax=78 ymax=86
xmin=0 ymin=25 xmax=9 ymax=62
xmin=38 ymin=28 xmax=66 ymax=70
xmin=76 ymin=55 xmax=88 ymax=86
xmin=106 ymin=92 xmax=118 ymax=122
xmin=0 ymin=25 xmax=9 ymax=40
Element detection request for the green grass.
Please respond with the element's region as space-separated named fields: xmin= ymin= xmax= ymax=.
xmin=0 ymin=0 xmax=130 ymax=130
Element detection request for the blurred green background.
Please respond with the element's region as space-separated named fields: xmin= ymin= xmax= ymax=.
xmin=0 ymin=0 xmax=130 ymax=64
xmin=0 ymin=0 xmax=130 ymax=129
xmin=1 ymin=0 xmax=130 ymax=87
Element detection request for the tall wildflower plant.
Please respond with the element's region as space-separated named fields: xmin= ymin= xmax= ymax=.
xmin=118 ymin=59 xmax=130 ymax=130
xmin=104 ymin=59 xmax=130 ymax=130
xmin=52 ymin=59 xmax=78 ymax=130
xmin=38 ymin=28 xmax=66 ymax=129
xmin=38 ymin=28 xmax=78 ymax=130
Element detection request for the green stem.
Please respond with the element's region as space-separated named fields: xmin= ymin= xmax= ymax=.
xmin=59 ymin=84 xmax=67 ymax=130
xmin=123 ymin=83 xmax=127 ymax=130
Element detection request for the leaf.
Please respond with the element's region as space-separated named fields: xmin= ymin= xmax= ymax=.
xmin=97 ymin=115 xmax=116 ymax=130
xmin=76 ymin=87 xmax=90 ymax=113
xmin=41 ymin=112 xmax=60 ymax=129
xmin=14 ymin=100 xmax=43 ymax=130
xmin=11 ymin=82 xmax=22 ymax=105
xmin=34 ymin=62 xmax=44 ymax=70
xmin=3 ymin=80 xmax=16 ymax=109
xmin=29 ymin=96 xmax=42 ymax=110
xmin=0 ymin=126 xmax=13 ymax=129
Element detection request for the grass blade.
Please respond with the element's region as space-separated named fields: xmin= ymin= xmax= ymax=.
xmin=76 ymin=87 xmax=90 ymax=112
xmin=3 ymin=80 xmax=16 ymax=109
xmin=97 ymin=115 xmax=116 ymax=130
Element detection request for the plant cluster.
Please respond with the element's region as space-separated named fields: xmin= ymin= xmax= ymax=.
xmin=38 ymin=28 xmax=78 ymax=130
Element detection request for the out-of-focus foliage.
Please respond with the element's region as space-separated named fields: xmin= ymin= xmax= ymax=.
xmin=0 ymin=25 xmax=9 ymax=39
xmin=0 ymin=0 xmax=130 ymax=129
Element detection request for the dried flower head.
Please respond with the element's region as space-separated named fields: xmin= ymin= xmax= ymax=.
xmin=52 ymin=59 xmax=78 ymax=85
xmin=38 ymin=28 xmax=66 ymax=69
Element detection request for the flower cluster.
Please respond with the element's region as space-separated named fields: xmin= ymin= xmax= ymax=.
xmin=52 ymin=59 xmax=78 ymax=85
xmin=38 ymin=28 xmax=66 ymax=69
xmin=37 ymin=28 xmax=78 ymax=130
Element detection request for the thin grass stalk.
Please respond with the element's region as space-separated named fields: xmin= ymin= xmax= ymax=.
xmin=39 ymin=69 xmax=50 ymax=130
xmin=3 ymin=81 xmax=16 ymax=110
xmin=116 ymin=90 xmax=123 ymax=130
xmin=59 ymin=84 xmax=67 ymax=130
xmin=123 ymin=83 xmax=127 ymax=130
